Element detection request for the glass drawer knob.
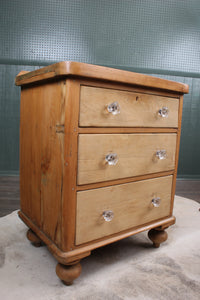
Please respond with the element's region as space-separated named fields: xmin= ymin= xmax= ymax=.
xmin=105 ymin=153 xmax=118 ymax=165
xmin=156 ymin=150 xmax=167 ymax=160
xmin=152 ymin=197 xmax=161 ymax=207
xmin=158 ymin=107 xmax=169 ymax=118
xmin=103 ymin=210 xmax=114 ymax=222
xmin=107 ymin=101 xmax=120 ymax=115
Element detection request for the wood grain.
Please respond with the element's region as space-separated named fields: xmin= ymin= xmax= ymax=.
xmin=61 ymin=79 xmax=80 ymax=251
xmin=170 ymin=95 xmax=184 ymax=215
xmin=20 ymin=86 xmax=43 ymax=226
xmin=18 ymin=210 xmax=91 ymax=264
xmin=79 ymin=78 xmax=183 ymax=98
xmin=16 ymin=62 xmax=188 ymax=283
xmin=77 ymin=133 xmax=177 ymax=185
xmin=40 ymin=81 xmax=66 ymax=247
xmin=76 ymin=175 xmax=173 ymax=245
xmin=15 ymin=61 xmax=189 ymax=94
xmin=20 ymin=81 xmax=66 ymax=247
xmin=76 ymin=171 xmax=174 ymax=191
xmin=18 ymin=210 xmax=175 ymax=264
xmin=79 ymin=86 xmax=179 ymax=128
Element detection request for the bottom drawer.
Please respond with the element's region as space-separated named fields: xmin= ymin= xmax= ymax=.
xmin=76 ymin=175 xmax=173 ymax=245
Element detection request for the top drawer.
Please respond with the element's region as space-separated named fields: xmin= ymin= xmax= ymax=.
xmin=79 ymin=86 xmax=179 ymax=128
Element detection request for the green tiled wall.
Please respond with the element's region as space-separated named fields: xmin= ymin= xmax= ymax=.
xmin=0 ymin=1 xmax=200 ymax=177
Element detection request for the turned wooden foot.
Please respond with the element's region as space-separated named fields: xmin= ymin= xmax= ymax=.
xmin=148 ymin=228 xmax=168 ymax=248
xmin=26 ymin=229 xmax=43 ymax=247
xmin=56 ymin=261 xmax=82 ymax=285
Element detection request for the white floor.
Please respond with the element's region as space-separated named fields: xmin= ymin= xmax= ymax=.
xmin=0 ymin=196 xmax=200 ymax=300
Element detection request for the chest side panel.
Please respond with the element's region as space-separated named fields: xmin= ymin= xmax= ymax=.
xmin=20 ymin=81 xmax=66 ymax=247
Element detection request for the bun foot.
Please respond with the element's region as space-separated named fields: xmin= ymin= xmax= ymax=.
xmin=26 ymin=229 xmax=43 ymax=247
xmin=148 ymin=228 xmax=168 ymax=248
xmin=56 ymin=262 xmax=82 ymax=285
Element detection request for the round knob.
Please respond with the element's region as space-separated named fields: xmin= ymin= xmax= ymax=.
xmin=105 ymin=153 xmax=118 ymax=165
xmin=102 ymin=210 xmax=114 ymax=222
xmin=156 ymin=150 xmax=167 ymax=160
xmin=158 ymin=107 xmax=169 ymax=118
xmin=107 ymin=101 xmax=120 ymax=115
xmin=152 ymin=197 xmax=161 ymax=207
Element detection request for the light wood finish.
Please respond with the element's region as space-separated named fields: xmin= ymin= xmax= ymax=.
xmin=79 ymin=86 xmax=179 ymax=128
xmin=79 ymin=78 xmax=183 ymax=99
xmin=20 ymin=85 xmax=42 ymax=227
xmin=61 ymin=79 xmax=80 ymax=251
xmin=56 ymin=262 xmax=82 ymax=285
xmin=16 ymin=61 xmax=188 ymax=285
xmin=77 ymin=170 xmax=174 ymax=191
xmin=15 ymin=61 xmax=189 ymax=94
xmin=20 ymin=81 xmax=66 ymax=248
xmin=170 ymin=95 xmax=184 ymax=215
xmin=148 ymin=228 xmax=168 ymax=248
xmin=18 ymin=209 xmax=175 ymax=263
xmin=76 ymin=176 xmax=172 ymax=245
xmin=78 ymin=134 xmax=176 ymax=184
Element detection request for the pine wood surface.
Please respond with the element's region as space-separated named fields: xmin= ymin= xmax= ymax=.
xmin=61 ymin=79 xmax=80 ymax=251
xmin=76 ymin=171 xmax=174 ymax=191
xmin=76 ymin=176 xmax=173 ymax=245
xmin=12 ymin=62 xmax=190 ymax=284
xmin=77 ymin=133 xmax=177 ymax=185
xmin=20 ymin=81 xmax=66 ymax=248
xmin=79 ymin=86 xmax=179 ymax=128
xmin=170 ymin=95 xmax=184 ymax=215
xmin=18 ymin=209 xmax=175 ymax=265
xmin=79 ymin=78 xmax=186 ymax=99
xmin=15 ymin=61 xmax=189 ymax=94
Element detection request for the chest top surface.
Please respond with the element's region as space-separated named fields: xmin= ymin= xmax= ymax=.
xmin=15 ymin=61 xmax=189 ymax=94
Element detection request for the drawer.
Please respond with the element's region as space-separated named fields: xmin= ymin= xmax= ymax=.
xmin=77 ymin=133 xmax=176 ymax=185
xmin=76 ymin=175 xmax=173 ymax=245
xmin=79 ymin=86 xmax=179 ymax=128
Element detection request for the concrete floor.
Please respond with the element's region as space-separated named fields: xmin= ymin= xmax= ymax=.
xmin=0 ymin=196 xmax=200 ymax=300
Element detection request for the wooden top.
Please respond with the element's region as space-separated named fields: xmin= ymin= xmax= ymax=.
xmin=15 ymin=61 xmax=189 ymax=93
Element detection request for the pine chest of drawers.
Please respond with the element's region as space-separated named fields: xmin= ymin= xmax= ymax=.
xmin=15 ymin=62 xmax=189 ymax=285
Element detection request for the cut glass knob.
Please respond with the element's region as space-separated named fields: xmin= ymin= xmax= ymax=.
xmin=152 ymin=197 xmax=161 ymax=207
xmin=156 ymin=150 xmax=167 ymax=160
xmin=107 ymin=101 xmax=120 ymax=115
xmin=105 ymin=153 xmax=118 ymax=165
xmin=158 ymin=107 xmax=169 ymax=118
xmin=102 ymin=210 xmax=114 ymax=222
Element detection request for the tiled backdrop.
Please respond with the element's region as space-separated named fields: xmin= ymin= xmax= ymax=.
xmin=0 ymin=0 xmax=200 ymax=177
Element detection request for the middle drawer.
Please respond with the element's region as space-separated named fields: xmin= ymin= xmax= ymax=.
xmin=77 ymin=133 xmax=176 ymax=185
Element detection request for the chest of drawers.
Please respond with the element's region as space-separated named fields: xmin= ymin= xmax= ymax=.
xmin=15 ymin=62 xmax=189 ymax=285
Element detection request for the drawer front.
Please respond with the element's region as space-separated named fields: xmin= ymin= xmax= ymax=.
xmin=79 ymin=86 xmax=179 ymax=128
xmin=76 ymin=175 xmax=173 ymax=245
xmin=77 ymin=133 xmax=176 ymax=185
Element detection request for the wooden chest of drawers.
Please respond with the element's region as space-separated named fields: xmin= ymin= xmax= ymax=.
xmin=15 ymin=62 xmax=189 ymax=285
